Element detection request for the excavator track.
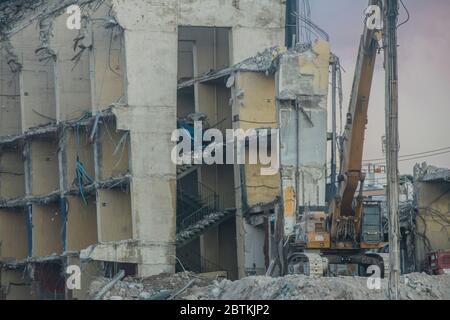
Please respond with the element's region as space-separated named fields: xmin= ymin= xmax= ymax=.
xmin=288 ymin=252 xmax=329 ymax=277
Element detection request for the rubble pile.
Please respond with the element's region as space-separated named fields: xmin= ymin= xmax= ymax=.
xmin=194 ymin=273 xmax=450 ymax=300
xmin=89 ymin=272 xmax=212 ymax=300
xmin=90 ymin=272 xmax=450 ymax=300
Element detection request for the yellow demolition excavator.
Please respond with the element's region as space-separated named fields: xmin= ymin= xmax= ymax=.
xmin=280 ymin=0 xmax=392 ymax=277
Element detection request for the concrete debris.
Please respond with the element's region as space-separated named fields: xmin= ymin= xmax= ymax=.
xmin=89 ymin=272 xmax=450 ymax=301
xmin=236 ymin=46 xmax=283 ymax=73
xmin=89 ymin=272 xmax=211 ymax=300
xmin=0 ymin=0 xmax=99 ymax=37
xmin=197 ymin=273 xmax=450 ymax=300
xmin=414 ymin=162 xmax=450 ymax=182
xmin=177 ymin=46 xmax=284 ymax=90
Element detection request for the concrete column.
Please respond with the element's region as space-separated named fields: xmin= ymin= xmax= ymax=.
xmin=112 ymin=0 xmax=178 ymax=276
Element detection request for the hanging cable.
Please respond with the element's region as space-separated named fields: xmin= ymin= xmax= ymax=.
xmin=397 ymin=0 xmax=410 ymax=29
xmin=74 ymin=113 xmax=95 ymax=205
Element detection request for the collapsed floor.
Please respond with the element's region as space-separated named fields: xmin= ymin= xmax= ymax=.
xmin=90 ymin=272 xmax=450 ymax=301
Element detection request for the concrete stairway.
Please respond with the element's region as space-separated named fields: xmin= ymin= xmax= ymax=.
xmin=176 ymin=208 xmax=236 ymax=248
xmin=176 ymin=163 xmax=199 ymax=180
xmin=176 ymin=170 xmax=236 ymax=248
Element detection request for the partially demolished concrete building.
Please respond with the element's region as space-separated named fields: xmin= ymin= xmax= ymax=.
xmin=0 ymin=0 xmax=320 ymax=299
xmin=0 ymin=0 xmax=334 ymax=299
xmin=1 ymin=0 xmax=448 ymax=302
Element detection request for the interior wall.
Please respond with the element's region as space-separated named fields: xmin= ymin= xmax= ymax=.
xmin=32 ymin=204 xmax=62 ymax=257
xmin=97 ymin=189 xmax=132 ymax=242
xmin=243 ymin=223 xmax=266 ymax=275
xmin=176 ymin=238 xmax=201 ymax=272
xmin=177 ymin=40 xmax=194 ymax=82
xmin=0 ymin=208 xmax=28 ymax=259
xmin=30 ymin=136 xmax=59 ymax=196
xmin=200 ymin=226 xmax=219 ymax=272
xmin=217 ymin=164 xmax=235 ymax=208
xmin=98 ymin=121 xmax=129 ymax=180
xmin=177 ymin=87 xmax=195 ymax=119
xmin=234 ymin=71 xmax=279 ymax=207
xmin=52 ymin=15 xmax=92 ymax=122
xmin=216 ymin=84 xmax=232 ymax=133
xmin=64 ymin=127 xmax=95 ymax=190
xmin=0 ymin=146 xmax=25 ymax=200
xmin=66 ymin=196 xmax=98 ymax=252
xmin=10 ymin=24 xmax=56 ymax=132
xmin=91 ymin=3 xmax=125 ymax=111
xmin=219 ymin=217 xmax=238 ymax=280
xmin=178 ymin=26 xmax=230 ymax=124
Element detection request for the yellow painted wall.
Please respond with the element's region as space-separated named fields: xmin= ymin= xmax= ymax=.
xmin=235 ymin=72 xmax=279 ymax=207
xmin=298 ymin=40 xmax=331 ymax=96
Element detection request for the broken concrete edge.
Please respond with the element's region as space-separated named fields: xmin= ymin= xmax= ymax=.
xmin=414 ymin=162 xmax=450 ymax=183
xmin=0 ymin=107 xmax=116 ymax=146
xmin=0 ymin=0 xmax=101 ymax=38
xmin=80 ymin=239 xmax=176 ymax=266
xmin=0 ymin=238 xmax=176 ymax=276
xmin=246 ymin=198 xmax=278 ymax=216
xmin=177 ymin=43 xmax=326 ymax=91
xmin=0 ymin=251 xmax=78 ymax=270
xmin=0 ymin=173 xmax=131 ymax=209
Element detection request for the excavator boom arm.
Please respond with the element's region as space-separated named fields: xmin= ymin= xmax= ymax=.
xmin=330 ymin=0 xmax=381 ymax=243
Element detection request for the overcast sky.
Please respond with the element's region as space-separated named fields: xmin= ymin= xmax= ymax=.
xmin=309 ymin=0 xmax=450 ymax=174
